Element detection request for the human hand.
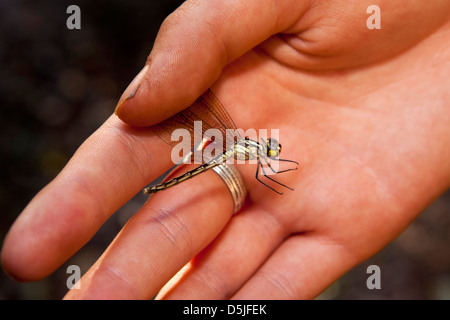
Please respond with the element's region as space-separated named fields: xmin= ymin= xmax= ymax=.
xmin=2 ymin=0 xmax=450 ymax=299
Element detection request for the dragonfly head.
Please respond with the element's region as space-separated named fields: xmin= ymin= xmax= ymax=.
xmin=266 ymin=138 xmax=282 ymax=158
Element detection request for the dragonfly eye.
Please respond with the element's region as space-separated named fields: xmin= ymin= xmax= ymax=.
xmin=267 ymin=138 xmax=281 ymax=158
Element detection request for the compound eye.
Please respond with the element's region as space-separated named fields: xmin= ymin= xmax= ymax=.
xmin=267 ymin=138 xmax=281 ymax=158
xmin=267 ymin=138 xmax=277 ymax=149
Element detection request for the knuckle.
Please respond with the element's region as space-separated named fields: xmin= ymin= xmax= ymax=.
xmin=258 ymin=269 xmax=300 ymax=299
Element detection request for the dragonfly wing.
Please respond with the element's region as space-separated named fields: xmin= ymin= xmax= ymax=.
xmin=151 ymin=89 xmax=241 ymax=152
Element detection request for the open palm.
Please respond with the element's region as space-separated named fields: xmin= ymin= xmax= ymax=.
xmin=2 ymin=0 xmax=450 ymax=299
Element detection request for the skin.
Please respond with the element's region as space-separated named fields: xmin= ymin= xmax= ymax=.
xmin=2 ymin=0 xmax=450 ymax=299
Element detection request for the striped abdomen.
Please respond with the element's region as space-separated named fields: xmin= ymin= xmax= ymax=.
xmin=144 ymin=152 xmax=231 ymax=194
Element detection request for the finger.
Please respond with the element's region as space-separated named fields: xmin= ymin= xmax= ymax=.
xmin=114 ymin=0 xmax=309 ymax=127
xmin=155 ymin=206 xmax=288 ymax=300
xmin=64 ymin=168 xmax=233 ymax=300
xmin=1 ymin=115 xmax=172 ymax=281
xmin=231 ymin=234 xmax=356 ymax=299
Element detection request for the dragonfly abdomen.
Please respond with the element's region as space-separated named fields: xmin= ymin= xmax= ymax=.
xmin=144 ymin=154 xmax=228 ymax=194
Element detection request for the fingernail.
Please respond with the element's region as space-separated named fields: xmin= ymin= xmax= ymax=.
xmin=115 ymin=64 xmax=149 ymax=114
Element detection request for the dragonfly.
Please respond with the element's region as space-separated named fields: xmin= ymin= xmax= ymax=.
xmin=143 ymin=89 xmax=298 ymax=195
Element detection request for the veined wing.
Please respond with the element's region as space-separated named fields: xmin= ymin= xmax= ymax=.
xmin=152 ymin=89 xmax=241 ymax=153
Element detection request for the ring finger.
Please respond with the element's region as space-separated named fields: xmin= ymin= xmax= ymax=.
xmin=64 ymin=167 xmax=234 ymax=300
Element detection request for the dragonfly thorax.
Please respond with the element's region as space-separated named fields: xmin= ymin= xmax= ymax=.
xmin=232 ymin=138 xmax=261 ymax=161
xmin=230 ymin=137 xmax=282 ymax=162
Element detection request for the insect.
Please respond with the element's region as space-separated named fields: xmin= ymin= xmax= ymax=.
xmin=143 ymin=89 xmax=298 ymax=195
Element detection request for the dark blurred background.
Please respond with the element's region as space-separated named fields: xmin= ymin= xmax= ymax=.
xmin=0 ymin=0 xmax=449 ymax=300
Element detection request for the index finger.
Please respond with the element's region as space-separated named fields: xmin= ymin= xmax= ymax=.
xmin=1 ymin=115 xmax=172 ymax=281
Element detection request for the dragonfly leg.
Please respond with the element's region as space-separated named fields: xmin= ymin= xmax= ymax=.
xmin=274 ymin=159 xmax=299 ymax=174
xmin=260 ymin=158 xmax=278 ymax=174
xmin=278 ymin=158 xmax=300 ymax=166
xmin=255 ymin=161 xmax=284 ymax=195
xmin=261 ymin=157 xmax=299 ymax=175
xmin=259 ymin=160 xmax=294 ymax=191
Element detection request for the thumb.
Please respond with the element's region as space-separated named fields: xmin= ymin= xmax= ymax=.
xmin=114 ymin=0 xmax=308 ymax=127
